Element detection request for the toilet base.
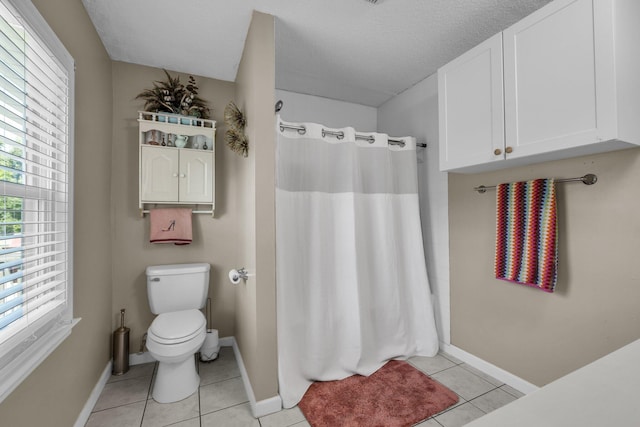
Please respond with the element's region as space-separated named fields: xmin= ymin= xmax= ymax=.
xmin=152 ymin=355 xmax=200 ymax=403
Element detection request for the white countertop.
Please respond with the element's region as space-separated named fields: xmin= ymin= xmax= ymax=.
xmin=466 ymin=338 xmax=640 ymax=426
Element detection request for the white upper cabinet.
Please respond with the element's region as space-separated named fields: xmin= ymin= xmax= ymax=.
xmin=503 ymin=0 xmax=611 ymax=157
xmin=439 ymin=33 xmax=505 ymax=171
xmin=140 ymin=146 xmax=213 ymax=204
xmin=439 ymin=0 xmax=640 ymax=173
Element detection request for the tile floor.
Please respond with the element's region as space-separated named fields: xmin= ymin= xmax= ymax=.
xmin=86 ymin=347 xmax=524 ymax=427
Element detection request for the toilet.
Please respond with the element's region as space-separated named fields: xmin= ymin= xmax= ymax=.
xmin=145 ymin=263 xmax=210 ymax=403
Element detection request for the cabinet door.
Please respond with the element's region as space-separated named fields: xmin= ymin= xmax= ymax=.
xmin=503 ymin=0 xmax=616 ymax=158
xmin=141 ymin=146 xmax=179 ymax=202
xmin=179 ymin=150 xmax=213 ymax=203
xmin=438 ymin=33 xmax=505 ymax=171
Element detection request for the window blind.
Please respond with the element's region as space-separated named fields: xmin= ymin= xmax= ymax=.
xmin=0 ymin=0 xmax=74 ymax=402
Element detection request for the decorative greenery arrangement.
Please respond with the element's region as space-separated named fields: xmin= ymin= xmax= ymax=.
xmin=136 ymin=69 xmax=211 ymax=119
xmin=224 ymin=101 xmax=248 ymax=157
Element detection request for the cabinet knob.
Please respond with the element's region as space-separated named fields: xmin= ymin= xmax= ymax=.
xmin=172 ymin=173 xmax=178 ymax=177
xmin=494 ymin=148 xmax=502 ymax=156
xmin=180 ymin=173 xmax=186 ymax=178
xmin=505 ymin=146 xmax=513 ymax=154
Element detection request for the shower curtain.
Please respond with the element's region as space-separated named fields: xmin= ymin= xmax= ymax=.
xmin=276 ymin=118 xmax=439 ymax=408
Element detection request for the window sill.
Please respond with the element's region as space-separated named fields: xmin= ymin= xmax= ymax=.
xmin=0 ymin=317 xmax=81 ymax=403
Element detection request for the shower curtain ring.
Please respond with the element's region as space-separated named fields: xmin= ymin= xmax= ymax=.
xmin=321 ymin=129 xmax=345 ymax=140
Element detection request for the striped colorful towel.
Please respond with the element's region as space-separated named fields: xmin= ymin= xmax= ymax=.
xmin=494 ymin=178 xmax=557 ymax=292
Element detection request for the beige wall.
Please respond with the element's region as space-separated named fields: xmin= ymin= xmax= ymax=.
xmin=0 ymin=0 xmax=114 ymax=425
xmin=235 ymin=11 xmax=278 ymax=402
xmin=449 ymin=147 xmax=640 ymax=386
xmin=111 ymin=62 xmax=240 ymax=348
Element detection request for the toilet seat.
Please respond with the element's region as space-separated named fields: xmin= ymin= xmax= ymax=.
xmin=148 ymin=309 xmax=206 ymax=345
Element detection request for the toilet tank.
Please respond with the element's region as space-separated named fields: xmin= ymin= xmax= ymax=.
xmin=146 ymin=263 xmax=210 ymax=314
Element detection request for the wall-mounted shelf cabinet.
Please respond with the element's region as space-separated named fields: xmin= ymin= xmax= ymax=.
xmin=138 ymin=111 xmax=216 ymax=214
xmin=438 ymin=0 xmax=640 ymax=173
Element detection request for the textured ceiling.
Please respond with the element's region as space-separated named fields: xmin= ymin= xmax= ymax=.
xmin=82 ymin=0 xmax=552 ymax=107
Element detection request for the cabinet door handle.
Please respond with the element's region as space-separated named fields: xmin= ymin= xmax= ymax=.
xmin=494 ymin=148 xmax=502 ymax=156
xmin=505 ymin=146 xmax=513 ymax=154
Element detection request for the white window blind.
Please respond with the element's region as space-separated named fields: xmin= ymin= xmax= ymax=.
xmin=0 ymin=0 xmax=75 ymax=402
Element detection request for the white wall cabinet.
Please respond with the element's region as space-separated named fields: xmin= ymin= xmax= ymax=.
xmin=140 ymin=146 xmax=179 ymax=202
xmin=140 ymin=147 xmax=213 ymax=203
xmin=438 ymin=33 xmax=505 ymax=171
xmin=138 ymin=112 xmax=216 ymax=213
xmin=439 ymin=0 xmax=640 ymax=173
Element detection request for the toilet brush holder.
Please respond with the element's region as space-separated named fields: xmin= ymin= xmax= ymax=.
xmin=113 ymin=308 xmax=130 ymax=375
xmin=200 ymin=329 xmax=220 ymax=362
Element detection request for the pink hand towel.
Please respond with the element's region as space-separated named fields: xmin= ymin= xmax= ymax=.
xmin=149 ymin=208 xmax=193 ymax=245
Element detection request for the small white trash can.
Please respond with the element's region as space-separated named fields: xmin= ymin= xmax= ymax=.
xmin=200 ymin=329 xmax=220 ymax=362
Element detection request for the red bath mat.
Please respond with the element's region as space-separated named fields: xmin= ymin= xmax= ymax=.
xmin=298 ymin=360 xmax=459 ymax=427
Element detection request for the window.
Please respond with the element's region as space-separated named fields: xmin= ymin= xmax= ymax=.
xmin=0 ymin=0 xmax=75 ymax=402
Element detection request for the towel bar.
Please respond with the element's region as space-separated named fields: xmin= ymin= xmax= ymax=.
xmin=474 ymin=174 xmax=597 ymax=194
xmin=139 ymin=208 xmax=214 ymax=217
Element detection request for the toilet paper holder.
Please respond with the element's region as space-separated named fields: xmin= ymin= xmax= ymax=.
xmin=229 ymin=268 xmax=249 ymax=284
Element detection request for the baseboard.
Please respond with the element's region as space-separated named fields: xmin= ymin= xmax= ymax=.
xmin=74 ymin=337 xmax=283 ymax=424
xmin=219 ymin=336 xmax=234 ymax=347
xmin=441 ymin=342 xmax=539 ymax=395
xmin=253 ymin=395 xmax=283 ymax=417
xmin=73 ymin=360 xmax=112 ymax=427
xmin=229 ymin=337 xmax=282 ymax=418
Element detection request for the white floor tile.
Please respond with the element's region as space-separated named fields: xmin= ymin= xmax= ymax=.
xmin=142 ymin=392 xmax=200 ymax=427
xmin=199 ymin=376 xmax=248 ymax=415
xmin=108 ymin=362 xmax=156 ymax=384
xmin=414 ymin=417 xmax=443 ymax=426
xmin=89 ymin=345 xmax=522 ymax=426
xmin=431 ymin=366 xmax=496 ymax=401
xmin=199 ymin=347 xmax=241 ymax=386
xmin=469 ymin=388 xmax=517 ymax=413
xmin=460 ymin=363 xmax=504 ymax=387
xmin=259 ymin=406 xmax=306 ymax=427
xmin=409 ymin=354 xmax=457 ymax=375
xmin=85 ymin=401 xmax=146 ymax=427
xmin=500 ymin=384 xmax=525 ymax=398
xmin=441 ymin=393 xmax=466 ymax=413
xmin=439 ymin=352 xmax=463 ymax=365
xmin=93 ymin=376 xmax=151 ymax=411
xmin=434 ymin=402 xmax=486 ymax=427
xmin=201 ymin=402 xmax=259 ymax=427
xmin=166 ymin=417 xmax=200 ymax=427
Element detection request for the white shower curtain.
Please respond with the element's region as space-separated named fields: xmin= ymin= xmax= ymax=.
xmin=276 ymin=118 xmax=439 ymax=408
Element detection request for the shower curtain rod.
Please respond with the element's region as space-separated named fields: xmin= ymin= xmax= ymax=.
xmin=473 ymin=174 xmax=598 ymax=194
xmin=279 ymin=122 xmax=427 ymax=148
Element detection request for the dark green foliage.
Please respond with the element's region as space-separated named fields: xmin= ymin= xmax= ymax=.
xmin=135 ymin=69 xmax=210 ymax=119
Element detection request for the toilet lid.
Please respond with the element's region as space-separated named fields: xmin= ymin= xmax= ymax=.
xmin=149 ymin=309 xmax=205 ymax=344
